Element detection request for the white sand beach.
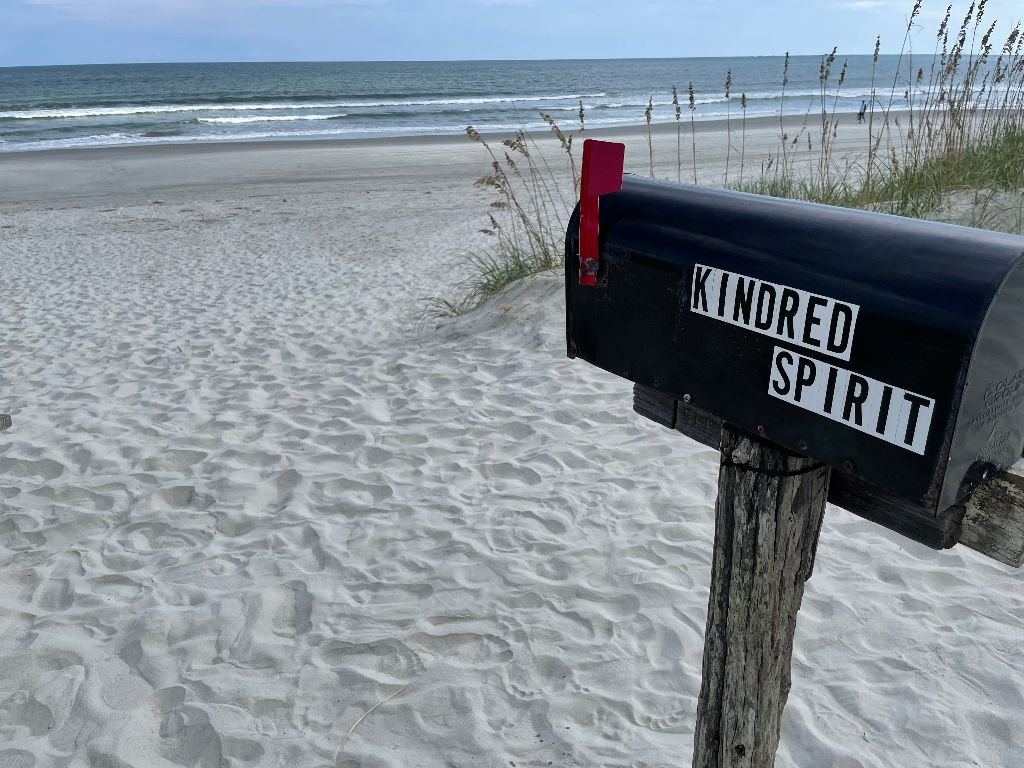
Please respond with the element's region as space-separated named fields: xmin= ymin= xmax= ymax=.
xmin=1 ymin=123 xmax=1023 ymax=768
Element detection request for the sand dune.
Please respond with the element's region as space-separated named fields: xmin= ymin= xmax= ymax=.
xmin=1 ymin=136 xmax=1022 ymax=768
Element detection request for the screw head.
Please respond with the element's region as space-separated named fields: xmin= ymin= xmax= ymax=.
xmin=683 ymin=394 xmax=692 ymax=404
xmin=841 ymin=459 xmax=855 ymax=474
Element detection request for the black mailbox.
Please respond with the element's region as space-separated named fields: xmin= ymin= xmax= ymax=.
xmin=566 ymin=147 xmax=1024 ymax=550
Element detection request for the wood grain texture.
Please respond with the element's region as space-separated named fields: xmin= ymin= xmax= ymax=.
xmin=953 ymin=467 xmax=1024 ymax=567
xmin=693 ymin=426 xmax=831 ymax=768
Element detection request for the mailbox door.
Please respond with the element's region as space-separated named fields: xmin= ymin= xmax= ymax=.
xmin=943 ymin=257 xmax=1024 ymax=510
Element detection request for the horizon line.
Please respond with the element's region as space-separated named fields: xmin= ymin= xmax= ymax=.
xmin=0 ymin=52 xmax=912 ymax=70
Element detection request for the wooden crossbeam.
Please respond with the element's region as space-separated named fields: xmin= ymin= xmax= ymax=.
xmin=953 ymin=467 xmax=1024 ymax=568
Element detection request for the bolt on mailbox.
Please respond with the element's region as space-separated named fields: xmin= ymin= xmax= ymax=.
xmin=566 ymin=140 xmax=1024 ymax=551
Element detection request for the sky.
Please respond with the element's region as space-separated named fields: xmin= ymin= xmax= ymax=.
xmin=0 ymin=0 xmax=1021 ymax=67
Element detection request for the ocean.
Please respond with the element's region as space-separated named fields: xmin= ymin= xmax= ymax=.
xmin=0 ymin=57 xmax=917 ymax=152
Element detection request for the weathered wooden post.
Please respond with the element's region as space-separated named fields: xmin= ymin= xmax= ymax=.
xmin=565 ymin=140 xmax=1024 ymax=767
xmin=692 ymin=429 xmax=829 ymax=768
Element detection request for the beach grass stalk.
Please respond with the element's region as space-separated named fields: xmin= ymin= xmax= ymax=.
xmin=673 ymin=85 xmax=682 ymax=182
xmin=645 ymin=96 xmax=654 ymax=177
xmin=689 ymin=82 xmax=698 ymax=184
xmin=779 ymin=52 xmax=791 ymax=192
xmin=723 ymin=69 xmax=733 ymax=186
xmin=740 ymin=93 xmax=747 ymax=185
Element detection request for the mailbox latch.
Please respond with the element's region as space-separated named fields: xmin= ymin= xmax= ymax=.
xmin=579 ymin=139 xmax=625 ymax=286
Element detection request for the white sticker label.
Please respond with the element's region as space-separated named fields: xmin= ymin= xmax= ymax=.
xmin=768 ymin=347 xmax=935 ymax=454
xmin=691 ymin=265 xmax=860 ymax=361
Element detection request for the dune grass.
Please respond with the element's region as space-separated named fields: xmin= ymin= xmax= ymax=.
xmin=744 ymin=0 xmax=1024 ymax=225
xmin=429 ymin=0 xmax=1024 ymax=318
xmin=422 ymin=123 xmax=579 ymax=319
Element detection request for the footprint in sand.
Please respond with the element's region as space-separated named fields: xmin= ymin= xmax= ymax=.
xmin=158 ymin=706 xmax=223 ymax=765
xmin=0 ymin=691 xmax=54 ymax=737
xmin=0 ymin=457 xmax=65 ymax=482
xmin=261 ymin=581 xmax=313 ymax=638
xmin=475 ymin=462 xmax=543 ymax=485
xmin=154 ymin=485 xmax=214 ymax=511
xmin=122 ymin=521 xmax=213 ymax=552
xmin=312 ymin=477 xmax=393 ymax=509
xmin=316 ymin=639 xmax=426 ymax=682
xmin=408 ymin=631 xmax=514 ymax=667
xmin=0 ymin=750 xmax=36 ymax=768
xmin=35 ymin=576 xmax=73 ymax=611
xmin=643 ymin=709 xmax=690 ymax=732
xmin=140 ymin=449 xmax=207 ymax=472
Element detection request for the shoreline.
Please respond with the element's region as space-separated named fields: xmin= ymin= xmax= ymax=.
xmin=0 ymin=110 xmax=874 ymax=159
xmin=0 ymin=110 xmax=882 ymax=207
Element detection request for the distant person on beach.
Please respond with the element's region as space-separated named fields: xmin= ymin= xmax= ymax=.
xmin=857 ymin=101 xmax=867 ymax=123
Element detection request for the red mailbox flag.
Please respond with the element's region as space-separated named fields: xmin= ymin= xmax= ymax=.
xmin=579 ymin=139 xmax=625 ymax=286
